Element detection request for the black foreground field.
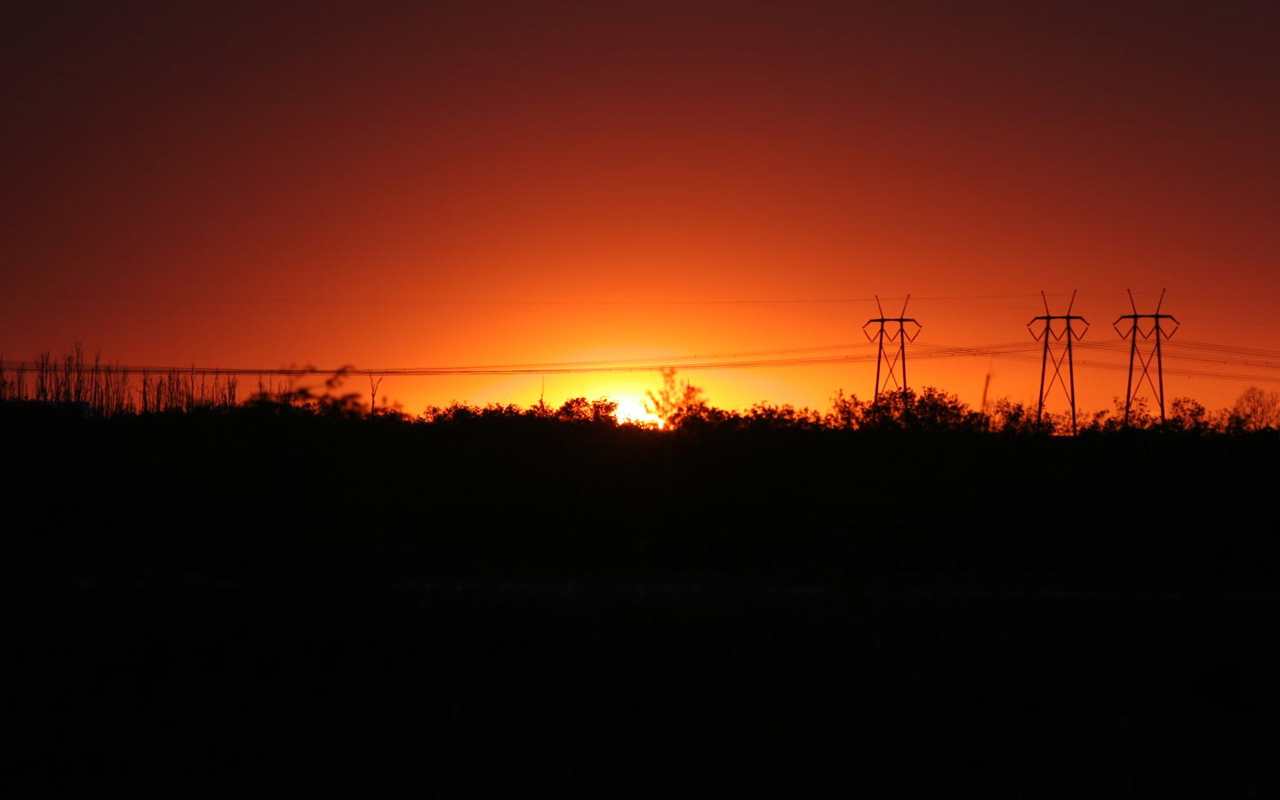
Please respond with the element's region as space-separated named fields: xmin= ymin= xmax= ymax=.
xmin=8 ymin=408 xmax=1280 ymax=797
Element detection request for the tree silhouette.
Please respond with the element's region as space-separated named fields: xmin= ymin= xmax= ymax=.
xmin=1232 ymin=386 xmax=1280 ymax=431
xmin=644 ymin=368 xmax=711 ymax=429
xmin=555 ymin=396 xmax=618 ymax=424
xmin=1165 ymin=397 xmax=1217 ymax=434
xmin=825 ymin=389 xmax=866 ymax=430
xmin=859 ymin=387 xmax=985 ymax=432
xmin=987 ymin=398 xmax=1055 ymax=435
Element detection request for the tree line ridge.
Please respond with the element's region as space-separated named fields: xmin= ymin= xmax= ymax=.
xmin=2 ymin=346 xmax=1278 ymax=434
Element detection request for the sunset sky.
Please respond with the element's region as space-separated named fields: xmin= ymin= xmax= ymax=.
xmin=4 ymin=1 xmax=1278 ymax=418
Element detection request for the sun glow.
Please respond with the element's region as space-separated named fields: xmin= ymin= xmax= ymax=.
xmin=614 ymin=396 xmax=664 ymax=428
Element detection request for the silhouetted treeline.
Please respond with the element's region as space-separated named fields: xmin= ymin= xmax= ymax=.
xmin=6 ymin=347 xmax=1280 ymax=432
xmin=6 ymin=391 xmax=1278 ymax=588
xmin=8 ymin=371 xmax=1280 ymax=797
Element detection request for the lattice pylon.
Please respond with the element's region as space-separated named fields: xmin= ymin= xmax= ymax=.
xmin=1113 ymin=289 xmax=1179 ymax=424
xmin=863 ymin=294 xmax=921 ymax=399
xmin=1028 ymin=290 xmax=1088 ymax=433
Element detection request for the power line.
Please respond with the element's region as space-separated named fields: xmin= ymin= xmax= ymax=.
xmin=4 ymin=335 xmax=1280 ymax=385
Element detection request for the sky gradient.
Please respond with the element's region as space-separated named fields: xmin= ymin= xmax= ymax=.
xmin=4 ymin=1 xmax=1278 ymax=417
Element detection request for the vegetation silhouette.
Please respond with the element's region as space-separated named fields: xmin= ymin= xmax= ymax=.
xmin=7 ymin=349 xmax=1280 ymax=796
xmin=5 ymin=346 xmax=1278 ymax=436
xmin=644 ymin=366 xmax=714 ymax=427
xmin=1232 ymin=386 xmax=1280 ymax=431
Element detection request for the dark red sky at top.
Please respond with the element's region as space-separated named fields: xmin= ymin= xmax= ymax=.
xmin=3 ymin=1 xmax=1278 ymax=416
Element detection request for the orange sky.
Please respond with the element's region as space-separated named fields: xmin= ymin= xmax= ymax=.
xmin=3 ymin=2 xmax=1278 ymax=418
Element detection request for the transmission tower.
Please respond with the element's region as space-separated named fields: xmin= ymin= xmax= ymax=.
xmin=863 ymin=295 xmax=921 ymax=399
xmin=1113 ymin=289 xmax=1179 ymax=424
xmin=1028 ymin=290 xmax=1088 ymax=433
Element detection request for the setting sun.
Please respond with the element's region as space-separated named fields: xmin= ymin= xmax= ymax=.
xmin=614 ymin=396 xmax=664 ymax=428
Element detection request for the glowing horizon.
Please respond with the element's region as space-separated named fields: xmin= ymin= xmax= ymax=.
xmin=3 ymin=4 xmax=1278 ymax=419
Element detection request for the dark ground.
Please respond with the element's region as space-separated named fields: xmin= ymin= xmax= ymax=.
xmin=7 ymin=409 xmax=1280 ymax=796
